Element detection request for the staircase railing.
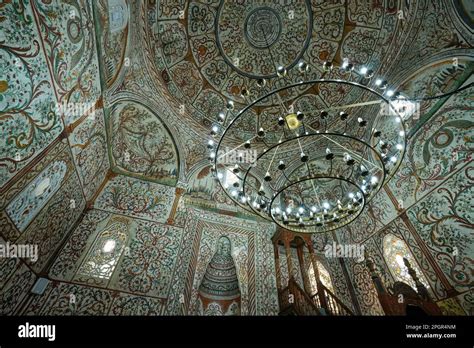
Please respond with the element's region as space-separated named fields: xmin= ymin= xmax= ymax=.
xmin=279 ymin=277 xmax=322 ymax=315
xmin=311 ymin=283 xmax=354 ymax=316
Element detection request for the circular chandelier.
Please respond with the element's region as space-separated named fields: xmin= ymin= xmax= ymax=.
xmin=206 ymin=27 xmax=408 ymax=233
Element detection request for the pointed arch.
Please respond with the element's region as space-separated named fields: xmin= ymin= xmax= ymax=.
xmin=382 ymin=234 xmax=430 ymax=291
xmin=308 ymin=260 xmax=335 ymax=294
xmin=106 ymin=99 xmax=184 ymax=186
xmin=75 ymin=217 xmax=130 ymax=282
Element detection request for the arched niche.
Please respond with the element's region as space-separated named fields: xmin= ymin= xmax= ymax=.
xmin=107 ymin=101 xmax=180 ymax=186
xmin=197 ymin=236 xmax=241 ymax=316
xmin=94 ymin=0 xmax=130 ymax=88
xmin=382 ymin=234 xmax=430 ymax=292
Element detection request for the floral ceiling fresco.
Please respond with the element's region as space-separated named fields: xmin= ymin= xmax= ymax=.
xmin=333 ymin=62 xmax=473 ymax=314
xmin=143 ymin=0 xmax=404 ymax=135
xmin=94 ymin=0 xmax=130 ymax=88
xmin=94 ymin=175 xmax=175 ymax=224
xmin=0 ymin=2 xmax=63 ymax=187
xmin=107 ymin=101 xmax=180 ymax=186
xmin=5 ymin=160 xmax=67 ymax=232
xmin=0 ymin=0 xmax=473 ymax=319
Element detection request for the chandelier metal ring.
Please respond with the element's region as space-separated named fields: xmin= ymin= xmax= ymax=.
xmin=241 ymin=132 xmax=389 ymax=223
xmin=269 ymin=176 xmax=367 ymax=233
xmin=211 ymin=71 xmax=408 ymax=234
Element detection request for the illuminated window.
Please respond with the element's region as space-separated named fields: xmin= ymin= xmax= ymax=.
xmin=76 ymin=219 xmax=129 ymax=280
xmin=308 ymin=260 xmax=335 ymax=294
xmin=390 ymin=97 xmax=419 ymax=119
xmin=383 ymin=234 xmax=429 ymax=290
xmin=381 ymin=96 xmax=419 ymax=119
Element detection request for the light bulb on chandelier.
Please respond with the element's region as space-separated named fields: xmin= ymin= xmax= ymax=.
xmin=208 ymin=57 xmax=407 ymax=233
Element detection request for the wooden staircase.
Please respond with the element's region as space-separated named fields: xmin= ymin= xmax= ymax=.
xmin=310 ymin=282 xmax=354 ymax=316
xmin=272 ymin=229 xmax=355 ymax=316
xmin=279 ymin=277 xmax=354 ymax=316
xmin=279 ymin=277 xmax=323 ymax=315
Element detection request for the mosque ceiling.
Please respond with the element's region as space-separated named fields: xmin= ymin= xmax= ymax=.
xmin=96 ymin=0 xmax=473 ymax=210
xmin=0 ymin=0 xmax=473 ymax=318
xmin=2 ymin=0 xmax=471 ymax=205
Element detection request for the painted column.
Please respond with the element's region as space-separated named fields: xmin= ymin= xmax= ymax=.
xmin=274 ymin=242 xmax=282 ymax=293
xmin=167 ymin=187 xmax=185 ymax=225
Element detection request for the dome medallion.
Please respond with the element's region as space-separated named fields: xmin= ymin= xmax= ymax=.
xmin=216 ymin=0 xmax=313 ymax=78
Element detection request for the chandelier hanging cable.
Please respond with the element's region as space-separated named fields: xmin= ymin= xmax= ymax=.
xmin=207 ymin=25 xmax=413 ymax=234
